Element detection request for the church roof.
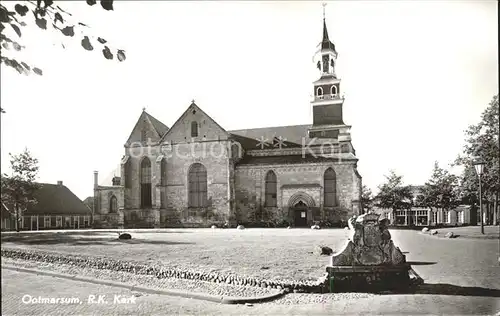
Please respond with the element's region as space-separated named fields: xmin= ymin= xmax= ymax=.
xmin=229 ymin=124 xmax=312 ymax=149
xmin=236 ymin=153 xmax=358 ymax=165
xmin=145 ymin=111 xmax=169 ymax=138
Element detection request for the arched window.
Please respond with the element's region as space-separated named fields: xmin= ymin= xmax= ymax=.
xmin=324 ymin=168 xmax=337 ymax=207
xmin=160 ymin=158 xmax=167 ymax=208
xmin=140 ymin=157 xmax=152 ymax=208
xmin=188 ymin=163 xmax=207 ymax=208
xmin=191 ymin=121 xmax=198 ymax=137
xmin=331 ymin=85 xmax=338 ymax=96
xmin=316 ymin=87 xmax=323 ymax=96
xmin=109 ymin=195 xmax=118 ymax=213
xmin=265 ymin=170 xmax=277 ymax=207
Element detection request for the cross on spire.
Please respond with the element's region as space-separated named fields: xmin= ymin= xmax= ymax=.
xmin=142 ymin=107 xmax=146 ymax=111
xmin=191 ymin=99 xmax=195 ymax=104
xmin=322 ymin=2 xmax=326 ymax=20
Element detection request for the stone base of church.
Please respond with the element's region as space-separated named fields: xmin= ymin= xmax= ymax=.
xmin=92 ymin=213 xmax=124 ymax=229
xmin=121 ymin=209 xmax=161 ymax=228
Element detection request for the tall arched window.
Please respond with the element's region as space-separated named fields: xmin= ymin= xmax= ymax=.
xmin=188 ymin=163 xmax=207 ymax=208
xmin=265 ymin=170 xmax=277 ymax=207
xmin=324 ymin=168 xmax=337 ymax=207
xmin=140 ymin=157 xmax=152 ymax=208
xmin=109 ymin=195 xmax=118 ymax=213
xmin=160 ymin=158 xmax=167 ymax=208
xmin=191 ymin=121 xmax=198 ymax=137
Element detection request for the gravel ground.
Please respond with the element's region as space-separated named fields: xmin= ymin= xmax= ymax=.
xmin=2 ymin=257 xmax=378 ymax=305
xmin=262 ymin=292 xmax=375 ymax=305
xmin=2 ymin=257 xmax=275 ymax=299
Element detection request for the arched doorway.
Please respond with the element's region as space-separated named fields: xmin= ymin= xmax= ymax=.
xmin=293 ymin=201 xmax=308 ymax=227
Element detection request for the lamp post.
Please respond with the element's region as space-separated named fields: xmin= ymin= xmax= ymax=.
xmin=473 ymin=159 xmax=486 ymax=234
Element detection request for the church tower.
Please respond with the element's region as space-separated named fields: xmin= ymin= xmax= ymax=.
xmin=309 ymin=5 xmax=347 ymax=140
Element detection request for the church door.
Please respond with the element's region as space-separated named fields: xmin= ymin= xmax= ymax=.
xmin=140 ymin=157 xmax=152 ymax=209
xmin=293 ymin=201 xmax=308 ymax=227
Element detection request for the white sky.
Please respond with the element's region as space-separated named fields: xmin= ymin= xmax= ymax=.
xmin=1 ymin=1 xmax=498 ymax=200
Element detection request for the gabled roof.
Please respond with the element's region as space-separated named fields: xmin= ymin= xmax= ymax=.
xmin=147 ymin=112 xmax=169 ymax=137
xmin=125 ymin=110 xmax=170 ymax=145
xmin=160 ymin=101 xmax=230 ymax=142
xmin=3 ymin=182 xmax=91 ymax=216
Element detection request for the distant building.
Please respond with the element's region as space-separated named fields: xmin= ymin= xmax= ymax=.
xmin=378 ymin=185 xmax=475 ymax=227
xmin=1 ymin=181 xmax=92 ymax=231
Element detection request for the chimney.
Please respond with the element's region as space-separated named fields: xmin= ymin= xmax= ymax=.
xmin=94 ymin=171 xmax=98 ymax=189
xmin=57 ymin=181 xmax=63 ymax=186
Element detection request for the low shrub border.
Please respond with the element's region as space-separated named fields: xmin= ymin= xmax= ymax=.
xmin=1 ymin=248 xmax=329 ymax=294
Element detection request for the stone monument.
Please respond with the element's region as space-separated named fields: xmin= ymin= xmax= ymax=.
xmin=325 ymin=211 xmax=411 ymax=292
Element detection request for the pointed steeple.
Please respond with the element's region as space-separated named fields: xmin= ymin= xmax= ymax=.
xmin=321 ymin=6 xmax=336 ymax=52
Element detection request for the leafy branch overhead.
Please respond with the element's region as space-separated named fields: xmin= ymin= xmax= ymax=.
xmin=0 ymin=0 xmax=126 ymax=76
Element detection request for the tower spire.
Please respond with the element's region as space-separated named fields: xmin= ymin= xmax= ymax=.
xmin=321 ymin=3 xmax=335 ymax=52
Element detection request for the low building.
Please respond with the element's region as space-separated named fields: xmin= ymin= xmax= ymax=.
xmin=1 ymin=181 xmax=92 ymax=231
xmin=373 ymin=186 xmax=475 ymax=227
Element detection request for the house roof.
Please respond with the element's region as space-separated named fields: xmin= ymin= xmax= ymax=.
xmin=4 ymin=183 xmax=91 ymax=216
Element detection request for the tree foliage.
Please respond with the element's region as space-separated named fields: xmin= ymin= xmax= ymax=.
xmin=374 ymin=170 xmax=413 ymax=211
xmin=1 ymin=148 xmax=41 ymax=232
xmin=0 ymin=0 xmax=126 ymax=76
xmin=420 ymin=161 xmax=461 ymax=211
xmin=455 ymin=95 xmax=499 ymax=205
xmin=361 ymin=185 xmax=374 ymax=213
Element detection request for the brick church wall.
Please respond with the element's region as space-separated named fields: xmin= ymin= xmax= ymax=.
xmin=234 ymin=160 xmax=361 ymax=226
xmin=163 ymin=141 xmax=232 ymax=227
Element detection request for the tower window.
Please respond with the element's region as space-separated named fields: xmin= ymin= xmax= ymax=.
xmin=191 ymin=121 xmax=198 ymax=137
xmin=331 ymin=85 xmax=338 ymax=96
xmin=316 ymin=87 xmax=323 ymax=96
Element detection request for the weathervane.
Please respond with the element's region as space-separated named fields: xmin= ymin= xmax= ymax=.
xmin=142 ymin=107 xmax=146 ymax=111
xmin=322 ymin=2 xmax=327 ymax=20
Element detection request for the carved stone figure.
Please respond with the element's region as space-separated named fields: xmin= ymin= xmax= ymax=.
xmin=330 ymin=211 xmax=406 ymax=266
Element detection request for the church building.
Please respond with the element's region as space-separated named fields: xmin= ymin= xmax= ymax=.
xmin=92 ymin=13 xmax=363 ymax=228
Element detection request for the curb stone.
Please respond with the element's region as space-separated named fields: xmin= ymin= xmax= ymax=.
xmin=1 ymin=265 xmax=286 ymax=304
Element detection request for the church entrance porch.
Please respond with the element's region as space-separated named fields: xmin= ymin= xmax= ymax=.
xmin=292 ymin=201 xmax=309 ymax=227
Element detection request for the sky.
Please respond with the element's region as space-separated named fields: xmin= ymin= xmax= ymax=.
xmin=1 ymin=1 xmax=498 ymax=200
